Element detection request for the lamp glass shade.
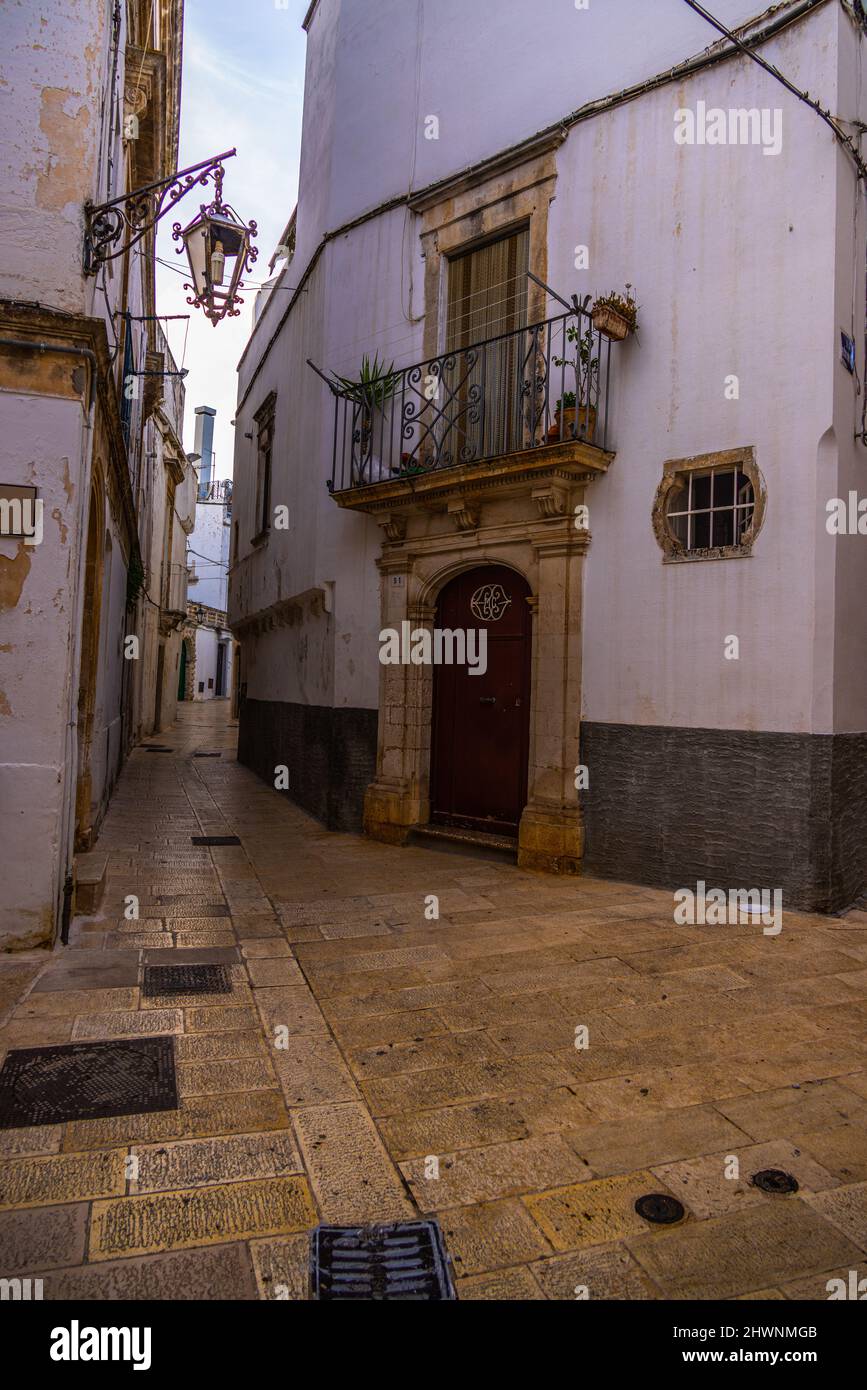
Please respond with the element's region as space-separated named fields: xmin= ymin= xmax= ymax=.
xmin=180 ymin=206 xmax=251 ymax=321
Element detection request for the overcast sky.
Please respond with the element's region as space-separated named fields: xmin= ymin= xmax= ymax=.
xmin=155 ymin=0 xmax=308 ymax=475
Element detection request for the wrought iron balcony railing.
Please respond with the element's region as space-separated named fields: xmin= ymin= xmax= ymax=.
xmin=322 ymin=307 xmax=613 ymax=495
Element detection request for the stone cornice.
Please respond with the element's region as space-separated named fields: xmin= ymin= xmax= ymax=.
xmin=0 ymin=301 xmax=139 ymax=554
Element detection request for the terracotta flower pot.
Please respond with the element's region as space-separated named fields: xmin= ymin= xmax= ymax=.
xmin=548 ymin=405 xmax=597 ymax=442
xmin=592 ymin=303 xmax=632 ymax=341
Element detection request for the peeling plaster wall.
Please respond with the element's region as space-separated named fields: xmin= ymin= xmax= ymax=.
xmin=0 ymin=1 xmax=172 ymax=946
xmin=0 ymin=394 xmax=85 ymax=947
xmin=0 ymin=0 xmax=107 ymax=312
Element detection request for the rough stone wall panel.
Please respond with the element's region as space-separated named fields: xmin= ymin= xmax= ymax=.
xmin=580 ymin=723 xmax=866 ymax=913
xmin=238 ymin=699 xmax=377 ymax=833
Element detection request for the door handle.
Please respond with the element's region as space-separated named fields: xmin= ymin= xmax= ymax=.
xmin=479 ymin=697 xmax=496 ymax=705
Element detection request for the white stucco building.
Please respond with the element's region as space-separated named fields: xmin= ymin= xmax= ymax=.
xmin=181 ymin=405 xmax=235 ymax=704
xmin=229 ymin=0 xmax=867 ymax=911
xmin=0 ymin=1 xmax=188 ymax=947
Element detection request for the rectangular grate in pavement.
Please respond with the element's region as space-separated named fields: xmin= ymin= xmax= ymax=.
xmin=0 ymin=1037 xmax=178 ymax=1128
xmin=191 ymin=836 xmax=241 ymax=846
xmin=142 ymin=964 xmax=232 ymax=997
xmin=310 ymin=1222 xmax=456 ymax=1301
xmin=145 ymin=746 xmax=172 ymax=753
xmin=193 ymin=752 xmax=222 ymax=758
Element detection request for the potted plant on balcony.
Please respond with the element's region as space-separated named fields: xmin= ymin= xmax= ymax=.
xmin=591 ymin=284 xmax=638 ymax=341
xmin=330 ymin=353 xmax=400 ymax=482
xmin=550 ymin=326 xmax=599 ymax=441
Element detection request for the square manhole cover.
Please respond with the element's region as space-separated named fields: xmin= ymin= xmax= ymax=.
xmin=142 ymin=964 xmax=232 ymax=997
xmin=310 ymin=1222 xmax=455 ymax=1301
xmin=0 ymin=1037 xmax=178 ymax=1128
xmin=191 ymin=836 xmax=241 ymax=846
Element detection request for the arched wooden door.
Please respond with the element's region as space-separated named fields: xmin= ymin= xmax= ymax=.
xmin=430 ymin=565 xmax=532 ymax=835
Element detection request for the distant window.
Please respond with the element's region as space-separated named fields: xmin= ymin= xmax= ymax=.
xmin=653 ymin=448 xmax=764 ymax=562
xmin=253 ymin=393 xmax=276 ymax=543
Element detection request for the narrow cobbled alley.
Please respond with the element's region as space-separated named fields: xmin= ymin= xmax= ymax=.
xmin=2 ymin=703 xmax=867 ymax=1299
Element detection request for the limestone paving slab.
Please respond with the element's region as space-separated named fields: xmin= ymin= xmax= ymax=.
xmin=177 ymin=1057 xmax=276 ymax=1098
xmin=253 ymin=986 xmax=330 ymax=1039
xmin=130 ymin=1131 xmax=303 ymax=1192
xmin=89 ymin=1176 xmax=317 ymax=1260
xmin=439 ymin=1198 xmax=552 ymax=1276
xmin=0 ymin=1149 xmax=127 ymax=1210
xmin=174 ymin=1030 xmax=269 ymax=1063
xmin=292 ymin=1101 xmax=414 ymax=1223
xmin=271 ymin=1036 xmax=359 ymax=1107
xmin=402 ymin=1134 xmax=592 ymax=1211
xmin=523 ymin=1170 xmax=680 ymax=1252
xmin=804 ymin=1181 xmax=867 ymax=1251
xmin=717 ymin=1078 xmax=867 ymax=1141
xmin=13 ymin=988 xmax=139 ymax=1019
xmin=71 ymin=1008 xmax=183 ymax=1040
xmin=454 ymin=1266 xmax=545 ymax=1300
xmin=249 ymin=1232 xmax=310 ymax=1300
xmin=362 ymin=1055 xmax=575 ymax=1116
xmin=380 ymin=1099 xmax=529 ymax=1160
xmin=63 ymin=1090 xmax=291 ymax=1151
xmin=625 ymin=1200 xmax=863 ymax=1300
xmin=563 ymin=1104 xmax=752 ymax=1178
xmin=651 ymin=1140 xmax=840 ymax=1219
xmin=532 ymin=1242 xmax=662 ymax=1301
xmin=0 ymin=1203 xmax=88 ymax=1273
xmin=42 ymin=1242 xmax=258 ymax=1300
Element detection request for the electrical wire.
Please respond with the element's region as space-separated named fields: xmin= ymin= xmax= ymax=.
xmin=681 ymin=0 xmax=867 ymax=180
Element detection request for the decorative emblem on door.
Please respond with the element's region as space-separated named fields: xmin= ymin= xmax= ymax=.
xmin=470 ymin=583 xmax=512 ymax=623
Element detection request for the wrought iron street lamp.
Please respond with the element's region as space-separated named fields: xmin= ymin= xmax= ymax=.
xmin=172 ymin=165 xmax=258 ymax=326
xmin=83 ymin=150 xmax=257 ymax=327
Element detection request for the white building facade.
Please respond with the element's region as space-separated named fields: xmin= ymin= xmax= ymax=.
xmin=182 ymin=405 xmax=235 ymax=704
xmin=0 ymin=0 xmax=185 ymax=947
xmin=229 ymin=0 xmax=867 ymax=912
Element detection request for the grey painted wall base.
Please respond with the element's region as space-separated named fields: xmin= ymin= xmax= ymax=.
xmin=238 ymin=698 xmax=377 ymax=832
xmin=581 ymin=722 xmax=867 ymax=914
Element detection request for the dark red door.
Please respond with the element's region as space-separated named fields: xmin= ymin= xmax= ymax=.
xmin=430 ymin=565 xmax=532 ymax=835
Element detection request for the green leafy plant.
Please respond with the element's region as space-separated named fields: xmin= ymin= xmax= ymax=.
xmin=126 ymin=552 xmax=145 ymax=608
xmin=553 ymin=326 xmax=600 ymax=406
xmin=592 ymin=283 xmax=638 ymax=331
xmin=330 ymin=352 xmax=400 ymax=408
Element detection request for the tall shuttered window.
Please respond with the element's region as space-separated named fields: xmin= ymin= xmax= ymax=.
xmin=445 ymin=227 xmax=529 ymax=459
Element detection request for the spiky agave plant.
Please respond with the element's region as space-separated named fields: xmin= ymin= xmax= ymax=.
xmin=330 ymin=352 xmax=400 ymax=408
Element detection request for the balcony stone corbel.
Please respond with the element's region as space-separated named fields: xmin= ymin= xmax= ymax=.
xmin=448 ymin=497 xmax=481 ymax=532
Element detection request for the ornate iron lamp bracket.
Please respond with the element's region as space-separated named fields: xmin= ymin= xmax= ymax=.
xmin=83 ymin=149 xmax=237 ymax=273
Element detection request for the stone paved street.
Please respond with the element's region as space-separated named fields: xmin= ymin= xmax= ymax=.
xmin=2 ymin=703 xmax=867 ymax=1299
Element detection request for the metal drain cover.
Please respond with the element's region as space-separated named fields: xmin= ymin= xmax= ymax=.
xmin=191 ymin=835 xmax=241 ymax=846
xmin=143 ymin=964 xmax=231 ymax=997
xmin=0 ymin=1037 xmax=177 ymax=1128
xmin=752 ymin=1168 xmax=799 ymax=1195
xmin=193 ymin=752 xmax=222 ymax=758
xmin=145 ymin=746 xmax=172 ymax=753
xmin=635 ymin=1193 xmax=686 ymax=1225
xmin=310 ymin=1222 xmax=456 ymax=1300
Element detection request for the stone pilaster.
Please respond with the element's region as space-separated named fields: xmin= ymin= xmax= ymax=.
xmin=518 ymin=521 xmax=589 ymax=874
